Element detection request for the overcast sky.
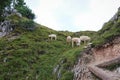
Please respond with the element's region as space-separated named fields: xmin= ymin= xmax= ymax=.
xmin=24 ymin=0 xmax=120 ymax=32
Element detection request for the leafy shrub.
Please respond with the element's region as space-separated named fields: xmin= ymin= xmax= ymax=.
xmin=16 ymin=6 xmax=35 ymax=20
xmin=18 ymin=17 xmax=35 ymax=31
xmin=98 ymin=21 xmax=114 ymax=35
xmin=6 ymin=14 xmax=22 ymax=24
xmin=6 ymin=14 xmax=35 ymax=32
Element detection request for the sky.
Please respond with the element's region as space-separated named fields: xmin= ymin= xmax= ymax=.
xmin=24 ymin=0 xmax=120 ymax=32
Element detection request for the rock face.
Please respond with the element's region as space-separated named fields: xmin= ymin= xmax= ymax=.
xmin=0 ymin=9 xmax=22 ymax=37
xmin=73 ymin=50 xmax=101 ymax=80
xmin=0 ymin=20 xmax=12 ymax=37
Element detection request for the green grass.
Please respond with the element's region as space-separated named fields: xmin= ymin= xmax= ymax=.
xmin=0 ymin=9 xmax=120 ymax=80
xmin=92 ymin=18 xmax=120 ymax=47
xmin=0 ymin=23 xmax=83 ymax=80
xmin=53 ymin=46 xmax=84 ymax=80
xmin=1 ymin=18 xmax=119 ymax=79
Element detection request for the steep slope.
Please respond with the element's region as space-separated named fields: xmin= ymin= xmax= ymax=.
xmin=0 ymin=23 xmax=75 ymax=80
xmin=91 ymin=7 xmax=120 ymax=67
xmin=0 ymin=22 xmax=95 ymax=80
xmin=73 ymin=7 xmax=120 ymax=80
xmin=0 ymin=6 xmax=120 ymax=80
xmin=91 ymin=7 xmax=120 ymax=62
xmin=93 ymin=7 xmax=120 ymax=47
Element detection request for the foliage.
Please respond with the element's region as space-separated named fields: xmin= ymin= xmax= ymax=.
xmin=92 ymin=18 xmax=120 ymax=47
xmin=98 ymin=21 xmax=114 ymax=35
xmin=16 ymin=6 xmax=35 ymax=19
xmin=6 ymin=13 xmax=35 ymax=31
xmin=18 ymin=17 xmax=35 ymax=31
xmin=15 ymin=0 xmax=35 ymax=19
xmin=0 ymin=0 xmax=12 ymax=21
xmin=0 ymin=0 xmax=35 ymax=21
xmin=6 ymin=14 xmax=22 ymax=24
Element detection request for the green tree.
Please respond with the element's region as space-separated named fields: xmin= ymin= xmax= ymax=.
xmin=0 ymin=0 xmax=35 ymax=21
xmin=16 ymin=6 xmax=35 ymax=19
xmin=14 ymin=0 xmax=35 ymax=19
xmin=0 ymin=0 xmax=12 ymax=21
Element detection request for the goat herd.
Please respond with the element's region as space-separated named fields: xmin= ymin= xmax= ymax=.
xmin=48 ymin=34 xmax=92 ymax=48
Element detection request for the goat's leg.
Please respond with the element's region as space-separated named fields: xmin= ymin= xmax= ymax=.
xmin=72 ymin=41 xmax=74 ymax=47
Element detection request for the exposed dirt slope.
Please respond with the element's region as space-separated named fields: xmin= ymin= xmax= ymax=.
xmin=92 ymin=37 xmax=120 ymax=63
xmin=73 ymin=37 xmax=120 ymax=80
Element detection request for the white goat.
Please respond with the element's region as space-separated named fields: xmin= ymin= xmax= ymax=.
xmin=66 ymin=36 xmax=72 ymax=45
xmin=48 ymin=34 xmax=57 ymax=40
xmin=80 ymin=36 xmax=91 ymax=44
xmin=72 ymin=38 xmax=81 ymax=47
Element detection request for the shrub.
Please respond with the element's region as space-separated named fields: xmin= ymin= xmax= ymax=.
xmin=18 ymin=18 xmax=35 ymax=31
xmin=16 ymin=6 xmax=35 ymax=20
xmin=6 ymin=13 xmax=35 ymax=31
xmin=6 ymin=14 xmax=21 ymax=24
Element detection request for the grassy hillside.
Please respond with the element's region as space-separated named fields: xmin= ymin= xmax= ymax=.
xmin=0 ymin=23 xmax=85 ymax=80
xmin=1 ymin=18 xmax=119 ymax=79
xmin=0 ymin=7 xmax=120 ymax=80
xmin=92 ymin=19 xmax=120 ymax=47
xmin=90 ymin=8 xmax=120 ymax=47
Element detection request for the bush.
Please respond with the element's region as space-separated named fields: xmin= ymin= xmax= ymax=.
xmin=6 ymin=14 xmax=35 ymax=32
xmin=6 ymin=14 xmax=21 ymax=24
xmin=18 ymin=18 xmax=35 ymax=31
xmin=16 ymin=6 xmax=35 ymax=20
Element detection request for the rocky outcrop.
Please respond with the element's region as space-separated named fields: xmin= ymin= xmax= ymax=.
xmin=72 ymin=49 xmax=100 ymax=80
xmin=0 ymin=9 xmax=22 ymax=37
xmin=0 ymin=20 xmax=12 ymax=37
